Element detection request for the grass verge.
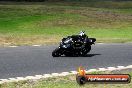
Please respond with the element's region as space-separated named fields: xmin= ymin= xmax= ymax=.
xmin=0 ymin=1 xmax=132 ymax=46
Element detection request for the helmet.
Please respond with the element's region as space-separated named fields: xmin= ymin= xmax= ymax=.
xmin=79 ymin=31 xmax=85 ymax=36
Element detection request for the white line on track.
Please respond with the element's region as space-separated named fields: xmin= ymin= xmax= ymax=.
xmin=97 ymin=43 xmax=104 ymax=44
xmin=32 ymin=45 xmax=41 ymax=47
xmin=1 ymin=65 xmax=132 ymax=84
xmin=9 ymin=46 xmax=18 ymax=47
xmin=0 ymin=43 xmax=131 ymax=84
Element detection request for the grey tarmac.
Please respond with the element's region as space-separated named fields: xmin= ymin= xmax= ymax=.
xmin=0 ymin=43 xmax=132 ymax=79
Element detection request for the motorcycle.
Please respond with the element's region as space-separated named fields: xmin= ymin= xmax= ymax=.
xmin=52 ymin=31 xmax=96 ymax=57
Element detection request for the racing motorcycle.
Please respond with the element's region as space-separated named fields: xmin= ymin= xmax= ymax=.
xmin=52 ymin=31 xmax=96 ymax=57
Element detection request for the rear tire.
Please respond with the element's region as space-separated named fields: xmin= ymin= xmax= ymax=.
xmin=52 ymin=47 xmax=62 ymax=57
xmin=81 ymin=45 xmax=91 ymax=56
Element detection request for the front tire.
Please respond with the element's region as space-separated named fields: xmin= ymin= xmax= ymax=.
xmin=52 ymin=47 xmax=62 ymax=57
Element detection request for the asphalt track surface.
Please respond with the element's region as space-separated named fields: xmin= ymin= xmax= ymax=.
xmin=0 ymin=43 xmax=132 ymax=79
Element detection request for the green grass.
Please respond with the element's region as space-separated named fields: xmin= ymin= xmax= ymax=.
xmin=0 ymin=70 xmax=132 ymax=88
xmin=0 ymin=1 xmax=132 ymax=46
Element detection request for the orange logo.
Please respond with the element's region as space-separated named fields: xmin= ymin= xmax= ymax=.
xmin=78 ymin=66 xmax=86 ymax=76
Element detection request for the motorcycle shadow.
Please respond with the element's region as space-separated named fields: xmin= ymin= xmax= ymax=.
xmin=61 ymin=54 xmax=101 ymax=57
xmin=83 ymin=54 xmax=101 ymax=57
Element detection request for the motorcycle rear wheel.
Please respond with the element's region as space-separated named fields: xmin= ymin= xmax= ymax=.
xmin=81 ymin=45 xmax=91 ymax=56
xmin=64 ymin=53 xmax=73 ymax=57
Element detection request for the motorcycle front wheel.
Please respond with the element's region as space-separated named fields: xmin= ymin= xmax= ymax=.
xmin=52 ymin=47 xmax=62 ymax=57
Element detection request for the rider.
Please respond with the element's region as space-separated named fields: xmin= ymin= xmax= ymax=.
xmin=78 ymin=31 xmax=89 ymax=43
